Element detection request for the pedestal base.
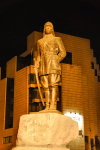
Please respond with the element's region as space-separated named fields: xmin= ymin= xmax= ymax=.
xmin=12 ymin=112 xmax=78 ymax=150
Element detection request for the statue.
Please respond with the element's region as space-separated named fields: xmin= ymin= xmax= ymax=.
xmin=36 ymin=22 xmax=66 ymax=110
xmin=12 ymin=22 xmax=79 ymax=150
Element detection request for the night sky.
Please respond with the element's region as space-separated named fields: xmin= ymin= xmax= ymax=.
xmin=0 ymin=0 xmax=100 ymax=67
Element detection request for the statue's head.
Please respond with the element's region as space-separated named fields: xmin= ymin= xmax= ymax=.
xmin=43 ymin=22 xmax=55 ymax=37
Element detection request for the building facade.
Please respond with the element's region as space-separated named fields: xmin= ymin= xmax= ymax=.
xmin=0 ymin=31 xmax=100 ymax=150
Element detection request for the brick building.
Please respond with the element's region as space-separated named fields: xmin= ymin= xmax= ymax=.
xmin=0 ymin=31 xmax=100 ymax=150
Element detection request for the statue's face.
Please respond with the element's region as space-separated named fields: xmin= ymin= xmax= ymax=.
xmin=45 ymin=24 xmax=53 ymax=34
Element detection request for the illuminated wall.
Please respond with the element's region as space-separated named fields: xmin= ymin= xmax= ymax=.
xmin=55 ymin=31 xmax=100 ymax=149
xmin=6 ymin=56 xmax=17 ymax=78
xmin=0 ymin=78 xmax=14 ymax=150
xmin=61 ymin=63 xmax=84 ymax=150
xmin=13 ymin=66 xmax=29 ymax=145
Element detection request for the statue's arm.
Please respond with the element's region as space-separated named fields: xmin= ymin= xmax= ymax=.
xmin=57 ymin=37 xmax=66 ymax=62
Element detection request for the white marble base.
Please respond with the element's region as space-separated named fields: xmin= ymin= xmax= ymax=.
xmin=16 ymin=113 xmax=78 ymax=146
xmin=12 ymin=112 xmax=78 ymax=150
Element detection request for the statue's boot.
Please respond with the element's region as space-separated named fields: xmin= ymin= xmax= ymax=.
xmin=50 ymin=86 xmax=58 ymax=110
xmin=44 ymin=88 xmax=50 ymax=110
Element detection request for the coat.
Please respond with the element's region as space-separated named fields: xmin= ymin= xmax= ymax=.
xmin=37 ymin=34 xmax=66 ymax=76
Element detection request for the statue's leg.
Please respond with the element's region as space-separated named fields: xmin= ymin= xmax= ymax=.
xmin=40 ymin=75 xmax=50 ymax=109
xmin=44 ymin=88 xmax=50 ymax=110
xmin=50 ymin=86 xmax=58 ymax=110
xmin=48 ymin=74 xmax=60 ymax=110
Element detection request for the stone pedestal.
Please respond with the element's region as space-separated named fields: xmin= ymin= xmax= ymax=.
xmin=12 ymin=113 xmax=78 ymax=150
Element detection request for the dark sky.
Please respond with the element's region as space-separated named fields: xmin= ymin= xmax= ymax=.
xmin=0 ymin=0 xmax=100 ymax=67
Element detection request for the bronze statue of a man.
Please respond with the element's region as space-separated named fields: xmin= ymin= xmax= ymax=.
xmin=37 ymin=22 xmax=66 ymax=110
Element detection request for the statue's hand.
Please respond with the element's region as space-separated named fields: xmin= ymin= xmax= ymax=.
xmin=37 ymin=55 xmax=41 ymax=63
xmin=34 ymin=56 xmax=41 ymax=69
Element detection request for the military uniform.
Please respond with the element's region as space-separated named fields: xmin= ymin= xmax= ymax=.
xmin=37 ymin=34 xmax=66 ymax=76
xmin=37 ymin=33 xmax=66 ymax=110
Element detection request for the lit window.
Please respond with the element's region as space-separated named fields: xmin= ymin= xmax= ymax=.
xmin=29 ymin=88 xmax=45 ymax=112
xmin=3 ymin=137 xmax=6 ymax=144
xmin=9 ymin=136 xmax=12 ymax=143
xmin=3 ymin=136 xmax=12 ymax=144
xmin=79 ymin=130 xmax=82 ymax=135
xmin=29 ymin=74 xmax=37 ymax=84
